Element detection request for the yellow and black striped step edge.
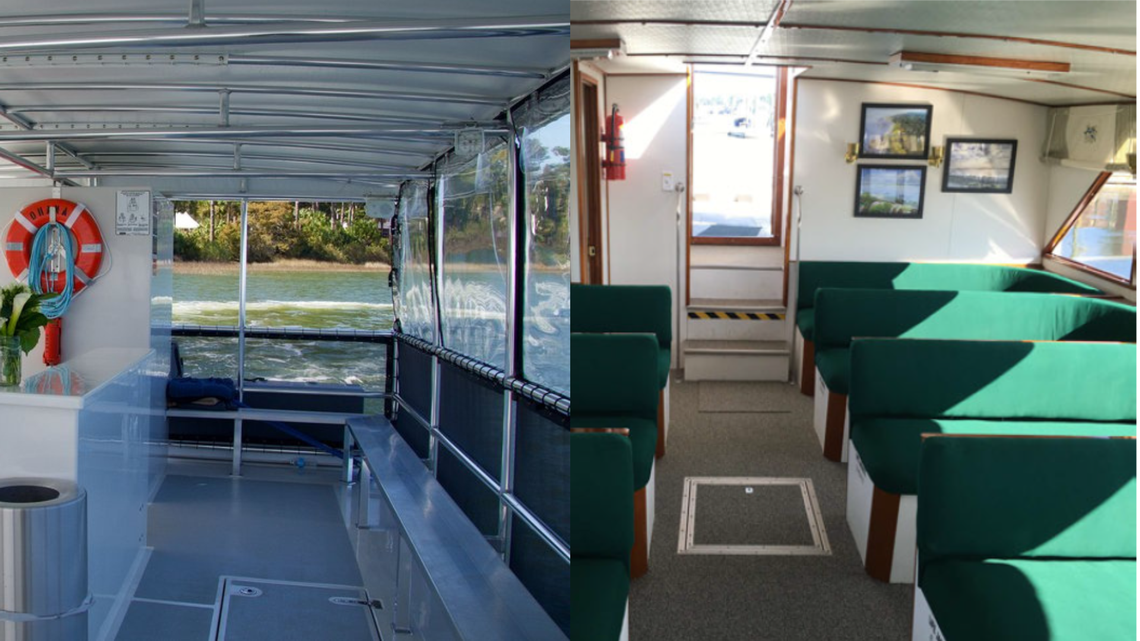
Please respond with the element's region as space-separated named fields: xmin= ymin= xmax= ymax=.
xmin=688 ymin=310 xmax=786 ymax=321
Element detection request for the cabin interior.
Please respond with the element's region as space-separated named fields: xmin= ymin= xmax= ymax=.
xmin=0 ymin=2 xmax=570 ymax=641
xmin=570 ymin=2 xmax=1137 ymax=641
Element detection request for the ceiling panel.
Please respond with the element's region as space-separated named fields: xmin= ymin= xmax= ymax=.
xmin=571 ymin=0 xmax=779 ymax=23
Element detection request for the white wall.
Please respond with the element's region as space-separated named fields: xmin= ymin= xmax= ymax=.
xmin=793 ymin=79 xmax=1051 ymax=263
xmin=0 ymin=187 xmax=155 ymax=377
xmin=604 ymin=74 xmax=689 ymax=364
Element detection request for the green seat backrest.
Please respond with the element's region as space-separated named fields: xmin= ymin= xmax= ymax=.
xmin=571 ymin=283 xmax=672 ymax=351
xmin=571 ymin=333 xmax=658 ymax=421
xmin=797 ymin=261 xmax=1102 ymax=311
xmin=917 ymin=436 xmax=1136 ymax=575
xmin=571 ymin=433 xmax=634 ymax=569
xmin=814 ymin=289 xmax=1136 ymax=351
xmin=849 ymin=339 xmax=1137 ymax=422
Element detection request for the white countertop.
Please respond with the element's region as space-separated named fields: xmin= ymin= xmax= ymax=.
xmin=0 ymin=348 xmax=155 ymax=410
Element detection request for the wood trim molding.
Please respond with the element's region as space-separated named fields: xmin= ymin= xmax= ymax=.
xmin=892 ymin=50 xmax=1071 ymax=73
xmin=799 ymin=76 xmax=1050 ymax=107
xmin=571 ymin=20 xmax=1137 ymax=56
xmin=782 ymin=76 xmax=800 ymax=307
xmin=1043 ymin=171 xmax=1112 ymax=253
xmin=780 ymin=23 xmax=1136 ymax=57
xmin=1024 ymin=78 xmax=1136 ymax=100
xmin=571 ymin=38 xmax=623 ymax=50
xmin=823 ymin=391 xmax=847 ymax=462
xmin=799 ymin=337 xmax=814 ymax=396
xmin=865 ymin=486 xmax=902 ymax=583
xmin=685 ymin=66 xmax=693 ymax=307
xmin=1046 ymin=254 xmax=1135 ymax=288
xmin=631 ymin=487 xmax=649 ymax=578
xmin=771 ymin=66 xmax=789 ymax=249
xmin=573 ymin=61 xmax=588 ymax=284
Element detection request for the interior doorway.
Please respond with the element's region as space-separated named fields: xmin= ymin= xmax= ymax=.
xmin=576 ymin=69 xmax=604 ymax=283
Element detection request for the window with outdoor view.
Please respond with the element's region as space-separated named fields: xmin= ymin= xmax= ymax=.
xmin=1049 ymin=172 xmax=1136 ymax=284
xmin=691 ymin=65 xmax=778 ymax=242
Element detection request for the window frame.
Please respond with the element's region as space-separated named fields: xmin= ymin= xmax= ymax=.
xmin=687 ymin=65 xmax=788 ymax=248
xmin=1043 ymin=171 xmax=1136 ymax=289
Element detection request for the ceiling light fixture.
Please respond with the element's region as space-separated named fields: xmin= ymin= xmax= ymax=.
xmin=888 ymin=51 xmax=1070 ymax=78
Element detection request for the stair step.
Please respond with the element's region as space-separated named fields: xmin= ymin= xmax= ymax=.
xmin=689 ymin=298 xmax=785 ymax=313
xmin=690 ymin=264 xmax=783 ymax=272
xmin=683 ymin=340 xmax=790 ymax=355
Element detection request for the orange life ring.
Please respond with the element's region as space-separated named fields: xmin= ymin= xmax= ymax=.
xmin=4 ymin=198 xmax=104 ymax=295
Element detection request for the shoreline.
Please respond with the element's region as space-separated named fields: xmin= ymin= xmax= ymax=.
xmin=173 ymin=259 xmax=390 ymax=274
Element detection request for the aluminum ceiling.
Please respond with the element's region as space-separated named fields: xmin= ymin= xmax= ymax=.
xmin=571 ymin=0 xmax=1135 ymax=107
xmin=0 ymin=1 xmax=570 ymax=199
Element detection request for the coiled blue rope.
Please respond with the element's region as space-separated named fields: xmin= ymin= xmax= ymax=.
xmin=28 ymin=222 xmax=75 ymax=319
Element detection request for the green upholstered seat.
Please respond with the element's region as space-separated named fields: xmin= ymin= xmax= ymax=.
xmin=571 ymin=433 xmax=634 ymax=641
xmin=795 ymin=308 xmax=815 ymax=341
xmin=571 ymin=416 xmax=656 ymax=490
xmin=796 ymin=261 xmax=1103 ymax=323
xmin=571 ymin=283 xmax=672 ymax=389
xmin=571 ymin=559 xmax=629 ymax=641
xmin=852 ymin=418 xmax=1137 ymax=495
xmin=813 ymin=348 xmax=849 ymax=394
xmin=916 ymin=437 xmax=1136 ymax=641
xmin=920 ymin=559 xmax=1136 ymax=641
xmin=571 ymin=332 xmax=659 ymax=490
xmin=813 ymin=291 xmax=1136 ymax=393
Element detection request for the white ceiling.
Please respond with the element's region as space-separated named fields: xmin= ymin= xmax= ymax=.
xmin=571 ymin=0 xmax=1136 ymax=106
xmin=0 ymin=1 xmax=570 ymax=199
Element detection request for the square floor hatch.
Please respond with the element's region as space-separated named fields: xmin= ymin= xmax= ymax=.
xmin=677 ymin=477 xmax=831 ymax=556
xmin=214 ymin=578 xmax=381 ymax=641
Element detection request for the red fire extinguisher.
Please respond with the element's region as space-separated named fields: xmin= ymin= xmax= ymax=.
xmin=602 ymin=104 xmax=626 ymax=181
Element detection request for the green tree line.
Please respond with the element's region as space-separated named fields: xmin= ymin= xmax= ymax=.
xmin=172 ymin=201 xmax=390 ymax=264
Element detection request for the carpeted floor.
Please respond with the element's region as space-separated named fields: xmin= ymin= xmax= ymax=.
xmin=630 ymin=376 xmax=913 ymax=640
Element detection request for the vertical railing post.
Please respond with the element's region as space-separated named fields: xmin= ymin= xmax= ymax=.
xmin=237 ymin=199 xmax=248 ymax=402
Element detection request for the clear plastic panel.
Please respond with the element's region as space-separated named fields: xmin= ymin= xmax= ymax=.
xmin=396 ymin=181 xmax=438 ymax=342
xmin=439 ymin=141 xmax=511 ymax=369
xmin=517 ymin=76 xmax=571 ymax=394
xmin=1054 ymin=173 xmax=1136 ymax=281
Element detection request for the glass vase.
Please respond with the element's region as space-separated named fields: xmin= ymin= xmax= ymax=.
xmin=1 ymin=336 xmax=21 ymax=388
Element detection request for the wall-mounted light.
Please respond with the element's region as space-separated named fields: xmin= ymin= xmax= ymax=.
xmin=928 ymin=145 xmax=944 ymax=168
xmin=845 ymin=143 xmax=860 ymax=164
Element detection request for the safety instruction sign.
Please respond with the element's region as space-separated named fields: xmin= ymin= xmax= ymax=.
xmin=116 ymin=190 xmax=151 ymax=236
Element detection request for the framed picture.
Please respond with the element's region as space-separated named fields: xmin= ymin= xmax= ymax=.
xmin=854 ymin=165 xmax=927 ymax=219
xmin=858 ymin=103 xmax=933 ymax=159
xmin=942 ymin=138 xmax=1018 ymax=193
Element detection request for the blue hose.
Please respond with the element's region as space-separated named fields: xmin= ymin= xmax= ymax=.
xmin=27 ymin=222 xmax=75 ymax=319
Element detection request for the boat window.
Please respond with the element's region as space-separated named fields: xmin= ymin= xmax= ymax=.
xmin=1047 ymin=172 xmax=1137 ymax=286
xmin=438 ymin=140 xmax=512 ymax=370
xmin=517 ymin=75 xmax=572 ymax=394
xmin=395 ymin=181 xmax=437 ymax=343
xmin=171 ymin=200 xmax=242 ymax=380
xmin=691 ymin=65 xmax=780 ymax=244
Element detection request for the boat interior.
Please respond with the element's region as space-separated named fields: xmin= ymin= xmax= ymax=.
xmin=569 ymin=2 xmax=1137 ymax=640
xmin=0 ymin=2 xmax=570 ymax=641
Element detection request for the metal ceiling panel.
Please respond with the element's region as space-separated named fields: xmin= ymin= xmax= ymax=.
xmin=571 ymin=0 xmax=780 ymax=23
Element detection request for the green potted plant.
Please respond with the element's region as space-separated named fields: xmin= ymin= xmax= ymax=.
xmin=0 ymin=283 xmax=54 ymax=387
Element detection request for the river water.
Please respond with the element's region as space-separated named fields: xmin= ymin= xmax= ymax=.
xmin=172 ymin=267 xmax=570 ymax=395
xmin=173 ymin=268 xmax=393 ymax=390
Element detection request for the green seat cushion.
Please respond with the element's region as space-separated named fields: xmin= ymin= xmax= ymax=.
xmin=571 ymin=558 xmax=629 ymax=641
xmin=814 ymin=347 xmax=849 ymax=394
xmin=796 ymin=309 xmax=815 ymax=342
xmin=851 ymin=418 xmax=1137 ymax=495
xmin=657 ymin=348 xmax=670 ymax=390
xmin=571 ymin=433 xmax=633 ymax=564
xmin=571 ymin=416 xmax=657 ymax=491
xmin=921 ymin=559 xmax=1136 ymax=641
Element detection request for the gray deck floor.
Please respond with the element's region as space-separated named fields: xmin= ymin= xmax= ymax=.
xmin=113 ymin=461 xmax=368 ymax=641
xmin=629 ymin=376 xmax=912 ymax=640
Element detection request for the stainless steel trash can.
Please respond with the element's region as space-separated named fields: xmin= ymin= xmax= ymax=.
xmin=0 ymin=478 xmax=89 ymax=641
